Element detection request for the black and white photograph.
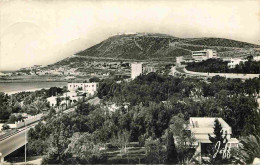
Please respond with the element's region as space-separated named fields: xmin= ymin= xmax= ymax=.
xmin=0 ymin=0 xmax=259 ymax=164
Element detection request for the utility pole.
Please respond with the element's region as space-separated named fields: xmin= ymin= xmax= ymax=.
xmin=24 ymin=120 xmax=26 ymax=163
xmin=65 ymin=91 xmax=67 ymax=109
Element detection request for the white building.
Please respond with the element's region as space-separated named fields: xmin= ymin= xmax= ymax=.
xmin=227 ymin=58 xmax=247 ymax=68
xmin=253 ymin=56 xmax=260 ymax=61
xmin=143 ymin=66 xmax=156 ymax=74
xmin=47 ymin=91 xmax=79 ymax=108
xmin=188 ymin=117 xmax=239 ymax=156
xmin=176 ymin=56 xmax=184 ymax=66
xmin=67 ymin=82 xmax=99 ymax=95
xmin=192 ymin=49 xmax=217 ymax=62
xmin=47 ymin=96 xmax=57 ymax=107
xmin=131 ymin=63 xmax=143 ymax=79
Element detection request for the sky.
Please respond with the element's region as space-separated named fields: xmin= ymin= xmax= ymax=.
xmin=0 ymin=0 xmax=259 ymax=71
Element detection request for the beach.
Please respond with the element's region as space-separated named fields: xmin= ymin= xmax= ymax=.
xmin=0 ymin=81 xmax=67 ymax=95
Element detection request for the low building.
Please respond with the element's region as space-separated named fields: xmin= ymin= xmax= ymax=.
xmin=188 ymin=117 xmax=239 ymax=158
xmin=227 ymin=58 xmax=247 ymax=68
xmin=176 ymin=56 xmax=184 ymax=66
xmin=192 ymin=49 xmax=217 ymax=62
xmin=253 ymin=56 xmax=260 ymax=61
xmin=67 ymin=82 xmax=99 ymax=95
xmin=47 ymin=96 xmax=58 ymax=107
xmin=143 ymin=66 xmax=156 ymax=74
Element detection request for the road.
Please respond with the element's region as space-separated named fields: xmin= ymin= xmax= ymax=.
xmin=0 ymin=96 xmax=101 ymax=162
xmin=0 ymin=122 xmax=38 ymax=161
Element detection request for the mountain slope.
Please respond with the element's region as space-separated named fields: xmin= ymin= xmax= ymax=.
xmin=76 ymin=33 xmax=190 ymax=60
xmin=74 ymin=33 xmax=260 ymax=60
xmin=54 ymin=33 xmax=260 ymax=65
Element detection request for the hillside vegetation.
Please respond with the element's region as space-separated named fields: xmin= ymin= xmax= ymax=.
xmin=74 ymin=33 xmax=260 ymax=60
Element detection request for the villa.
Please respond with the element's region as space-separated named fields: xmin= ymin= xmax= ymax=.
xmin=67 ymin=82 xmax=99 ymax=95
xmin=187 ymin=117 xmax=239 ymax=160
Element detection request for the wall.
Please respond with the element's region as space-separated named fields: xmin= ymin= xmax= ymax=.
xmin=15 ymin=114 xmax=43 ymax=128
xmin=184 ymin=68 xmax=259 ymax=79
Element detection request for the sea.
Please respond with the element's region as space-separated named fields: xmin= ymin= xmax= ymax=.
xmin=0 ymin=82 xmax=67 ymax=95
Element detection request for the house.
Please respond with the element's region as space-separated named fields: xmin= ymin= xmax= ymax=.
xmin=188 ymin=117 xmax=239 ymax=158
xmin=47 ymin=96 xmax=58 ymax=107
xmin=192 ymin=49 xmax=217 ymax=62
xmin=227 ymin=58 xmax=247 ymax=68
xmin=253 ymin=56 xmax=260 ymax=61
xmin=143 ymin=66 xmax=156 ymax=74
xmin=67 ymin=82 xmax=99 ymax=95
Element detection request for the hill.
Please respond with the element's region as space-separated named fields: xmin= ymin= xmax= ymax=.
xmin=74 ymin=33 xmax=260 ymax=60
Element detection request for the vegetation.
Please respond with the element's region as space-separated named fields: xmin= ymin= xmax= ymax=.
xmin=206 ymin=119 xmax=229 ymax=164
xmin=185 ymin=38 xmax=260 ymax=48
xmin=25 ymin=72 xmax=260 ymax=164
xmin=0 ymin=86 xmax=68 ymax=122
xmin=186 ymin=56 xmax=260 ymax=74
xmin=237 ymin=135 xmax=260 ymax=164
xmin=73 ymin=33 xmax=259 ymax=61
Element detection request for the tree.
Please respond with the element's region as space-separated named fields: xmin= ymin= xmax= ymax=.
xmin=89 ymin=77 xmax=100 ymax=82
xmin=111 ymin=130 xmax=130 ymax=155
xmin=29 ymin=99 xmax=48 ymax=115
xmin=237 ymin=135 xmax=260 ymax=164
xmin=169 ymin=113 xmax=196 ymax=164
xmin=2 ymin=123 xmax=10 ymax=130
xmin=207 ymin=119 xmax=229 ymax=164
xmin=44 ymin=123 xmax=72 ymax=164
xmin=8 ymin=114 xmax=22 ymax=123
xmin=144 ymin=137 xmax=167 ymax=164
xmin=166 ymin=129 xmax=178 ymax=163
xmin=0 ymin=92 xmax=11 ymax=121
xmin=66 ymin=132 xmax=105 ymax=164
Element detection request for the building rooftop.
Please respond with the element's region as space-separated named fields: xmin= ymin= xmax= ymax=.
xmin=189 ymin=117 xmax=232 ymax=134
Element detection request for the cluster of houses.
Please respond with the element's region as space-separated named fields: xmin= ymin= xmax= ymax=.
xmin=176 ymin=49 xmax=260 ymax=68
xmin=46 ymin=82 xmax=99 ymax=110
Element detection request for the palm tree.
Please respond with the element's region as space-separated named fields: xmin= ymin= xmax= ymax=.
xmin=238 ymin=135 xmax=260 ymax=164
xmin=29 ymin=99 xmax=48 ymax=115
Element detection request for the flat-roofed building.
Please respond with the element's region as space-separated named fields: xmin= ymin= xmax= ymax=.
xmin=176 ymin=56 xmax=184 ymax=66
xmin=253 ymin=56 xmax=260 ymax=61
xmin=143 ymin=66 xmax=156 ymax=74
xmin=192 ymin=49 xmax=217 ymax=62
xmin=227 ymin=58 xmax=247 ymax=68
xmin=67 ymin=82 xmax=99 ymax=95
xmin=131 ymin=63 xmax=143 ymax=80
xmin=188 ymin=117 xmax=239 ymax=161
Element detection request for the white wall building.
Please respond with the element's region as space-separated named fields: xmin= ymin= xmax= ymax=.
xmin=67 ymin=82 xmax=99 ymax=95
xmin=143 ymin=66 xmax=156 ymax=74
xmin=188 ymin=117 xmax=239 ymax=147
xmin=253 ymin=56 xmax=260 ymax=61
xmin=188 ymin=117 xmax=239 ymax=162
xmin=131 ymin=63 xmax=143 ymax=79
xmin=176 ymin=56 xmax=184 ymax=66
xmin=192 ymin=49 xmax=217 ymax=62
xmin=227 ymin=58 xmax=247 ymax=68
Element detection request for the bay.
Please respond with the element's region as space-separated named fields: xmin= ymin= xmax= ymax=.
xmin=0 ymin=81 xmax=67 ymax=94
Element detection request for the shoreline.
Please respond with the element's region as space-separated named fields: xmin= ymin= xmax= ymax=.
xmin=0 ymin=82 xmax=68 ymax=95
xmin=0 ymin=80 xmax=68 ymax=83
xmin=4 ymin=88 xmax=50 ymax=95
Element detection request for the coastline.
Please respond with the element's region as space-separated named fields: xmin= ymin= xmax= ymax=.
xmin=0 ymin=81 xmax=68 ymax=95
xmin=4 ymin=88 xmax=49 ymax=95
